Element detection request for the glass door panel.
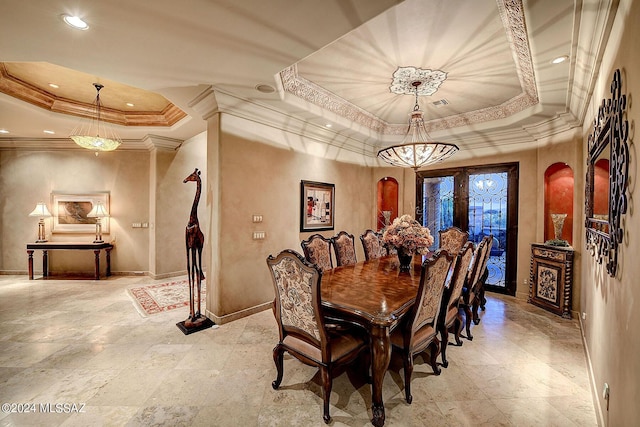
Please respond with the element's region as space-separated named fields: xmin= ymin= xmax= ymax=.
xmin=422 ymin=175 xmax=454 ymax=251
xmin=468 ymin=172 xmax=507 ymax=289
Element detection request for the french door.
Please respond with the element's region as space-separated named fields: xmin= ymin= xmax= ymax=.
xmin=416 ymin=163 xmax=519 ymax=295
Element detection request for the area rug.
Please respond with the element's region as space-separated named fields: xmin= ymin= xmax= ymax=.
xmin=127 ymin=279 xmax=206 ymax=317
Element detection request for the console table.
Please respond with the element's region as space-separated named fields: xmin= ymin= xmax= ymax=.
xmin=27 ymin=242 xmax=114 ymax=280
xmin=528 ymin=243 xmax=574 ymax=318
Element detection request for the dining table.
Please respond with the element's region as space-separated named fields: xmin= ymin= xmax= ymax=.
xmin=320 ymin=254 xmax=426 ymax=427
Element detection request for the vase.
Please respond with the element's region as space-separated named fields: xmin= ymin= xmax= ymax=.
xmin=551 ymin=213 xmax=567 ymax=240
xmin=397 ymin=248 xmax=413 ymax=272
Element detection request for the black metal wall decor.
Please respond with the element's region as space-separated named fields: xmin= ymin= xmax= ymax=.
xmin=585 ymin=69 xmax=630 ymax=277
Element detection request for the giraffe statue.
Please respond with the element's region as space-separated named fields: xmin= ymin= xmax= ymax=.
xmin=183 ymin=168 xmax=205 ymax=325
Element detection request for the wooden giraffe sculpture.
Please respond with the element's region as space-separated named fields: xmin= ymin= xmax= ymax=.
xmin=184 ymin=168 xmax=205 ymax=325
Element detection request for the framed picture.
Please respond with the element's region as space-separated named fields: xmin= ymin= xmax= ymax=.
xmin=300 ymin=180 xmax=334 ymax=232
xmin=51 ymin=192 xmax=110 ymax=234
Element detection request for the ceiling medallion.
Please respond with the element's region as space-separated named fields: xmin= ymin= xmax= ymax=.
xmin=389 ymin=67 xmax=448 ymax=96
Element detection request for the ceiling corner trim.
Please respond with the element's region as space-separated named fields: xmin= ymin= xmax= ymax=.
xmin=497 ymin=0 xmax=539 ymax=103
xmin=279 ymin=65 xmax=389 ymax=134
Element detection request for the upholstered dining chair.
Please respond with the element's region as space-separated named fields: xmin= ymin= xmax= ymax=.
xmin=460 ymin=235 xmax=493 ymax=341
xmin=438 ymin=226 xmax=469 ymax=257
xmin=301 ymin=234 xmax=333 ymax=272
xmin=390 ymin=249 xmax=455 ymax=404
xmin=266 ymin=249 xmax=369 ymax=424
xmin=331 ymin=231 xmax=357 ymax=266
xmin=436 ymin=241 xmax=475 ymax=368
xmin=360 ymin=229 xmax=386 ymax=261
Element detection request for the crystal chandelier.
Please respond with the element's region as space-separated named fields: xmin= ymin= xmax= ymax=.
xmin=70 ymin=83 xmax=122 ymax=152
xmin=377 ymin=81 xmax=458 ymax=170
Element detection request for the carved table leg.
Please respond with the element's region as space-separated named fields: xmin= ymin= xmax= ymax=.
xmin=27 ymin=250 xmax=34 ymax=280
xmin=94 ymin=250 xmax=100 ymax=280
xmin=42 ymin=250 xmax=48 ymax=278
xmin=105 ymin=247 xmax=112 ymax=277
xmin=370 ymin=324 xmax=391 ymax=427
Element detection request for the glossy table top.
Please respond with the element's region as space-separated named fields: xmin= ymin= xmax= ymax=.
xmin=321 ymin=255 xmax=427 ymax=326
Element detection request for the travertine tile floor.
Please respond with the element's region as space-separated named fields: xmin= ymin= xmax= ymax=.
xmin=0 ymin=275 xmax=597 ymax=426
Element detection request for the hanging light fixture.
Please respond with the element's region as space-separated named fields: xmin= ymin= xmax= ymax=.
xmin=377 ymin=81 xmax=458 ymax=170
xmin=70 ymin=83 xmax=122 ymax=152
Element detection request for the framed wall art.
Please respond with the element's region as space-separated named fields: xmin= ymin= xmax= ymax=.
xmin=300 ymin=180 xmax=334 ymax=232
xmin=51 ymin=192 xmax=110 ymax=234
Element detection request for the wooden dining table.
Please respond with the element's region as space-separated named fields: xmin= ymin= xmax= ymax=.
xmin=321 ymin=254 xmax=426 ymax=427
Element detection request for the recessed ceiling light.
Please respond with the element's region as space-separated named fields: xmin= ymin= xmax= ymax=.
xmin=62 ymin=14 xmax=89 ymax=30
xmin=49 ymin=83 xmax=59 ymax=89
xmin=255 ymin=84 xmax=275 ymax=94
xmin=43 ymin=130 xmax=55 ymax=134
xmin=551 ymin=55 xmax=569 ymax=64
xmin=126 ymin=102 xmax=135 ymax=107
xmin=0 ymin=129 xmax=9 ymax=134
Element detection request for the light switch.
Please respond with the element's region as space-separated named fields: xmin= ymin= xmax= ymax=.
xmin=253 ymin=231 xmax=266 ymax=240
xmin=252 ymin=215 xmax=263 ymax=223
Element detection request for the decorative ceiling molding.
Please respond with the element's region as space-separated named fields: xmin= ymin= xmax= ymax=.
xmin=279 ymin=65 xmax=389 ymax=134
xmin=279 ymin=0 xmax=538 ymax=135
xmin=0 ymin=63 xmax=187 ymax=127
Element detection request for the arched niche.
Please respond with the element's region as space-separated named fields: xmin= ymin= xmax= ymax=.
xmin=544 ymin=163 xmax=574 ymax=244
xmin=377 ymin=177 xmax=398 ymax=231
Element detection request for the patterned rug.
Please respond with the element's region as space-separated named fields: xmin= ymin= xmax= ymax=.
xmin=127 ymin=279 xmax=206 ymax=317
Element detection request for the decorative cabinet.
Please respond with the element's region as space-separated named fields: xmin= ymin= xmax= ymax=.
xmin=528 ymin=244 xmax=575 ymax=318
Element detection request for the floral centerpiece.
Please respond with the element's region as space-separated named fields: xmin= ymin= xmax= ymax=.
xmin=382 ymin=214 xmax=434 ymax=271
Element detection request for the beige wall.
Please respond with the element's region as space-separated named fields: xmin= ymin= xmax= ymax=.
xmin=0 ymin=149 xmax=150 ymax=275
xmin=579 ymin=0 xmax=640 ymax=424
xmin=212 ymin=129 xmax=375 ymax=318
xmin=151 ymin=133 xmax=208 ymax=278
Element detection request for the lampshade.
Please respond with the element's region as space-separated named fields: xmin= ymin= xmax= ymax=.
xmin=28 ymin=202 xmax=52 ymax=218
xmin=377 ymin=81 xmax=458 ymax=170
xmin=87 ymin=201 xmax=109 ymax=218
xmin=69 ymin=83 xmax=122 ymax=152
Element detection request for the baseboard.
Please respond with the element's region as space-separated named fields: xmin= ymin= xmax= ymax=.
xmin=579 ymin=315 xmax=604 ymax=426
xmin=206 ymin=301 xmax=272 ymax=325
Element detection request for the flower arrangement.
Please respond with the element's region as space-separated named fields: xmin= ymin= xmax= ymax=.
xmin=382 ymin=214 xmax=434 ymax=255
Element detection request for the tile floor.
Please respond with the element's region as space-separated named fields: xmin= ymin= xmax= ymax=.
xmin=0 ymin=275 xmax=598 ymax=426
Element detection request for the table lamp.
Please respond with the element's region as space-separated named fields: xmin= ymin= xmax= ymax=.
xmin=28 ymin=202 xmax=52 ymax=242
xmin=87 ymin=201 xmax=109 ymax=243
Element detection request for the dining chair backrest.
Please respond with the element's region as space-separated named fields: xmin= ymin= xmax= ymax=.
xmin=409 ymin=249 xmax=455 ymax=338
xmin=301 ymin=234 xmax=333 ymax=272
xmin=442 ymin=241 xmax=475 ymax=318
xmin=439 ymin=226 xmax=469 ymax=257
xmin=360 ymin=229 xmax=386 ymax=261
xmin=468 ymin=235 xmax=493 ymax=294
xmin=331 ymin=231 xmax=357 ymax=266
xmin=267 ymin=249 xmax=324 ymax=344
